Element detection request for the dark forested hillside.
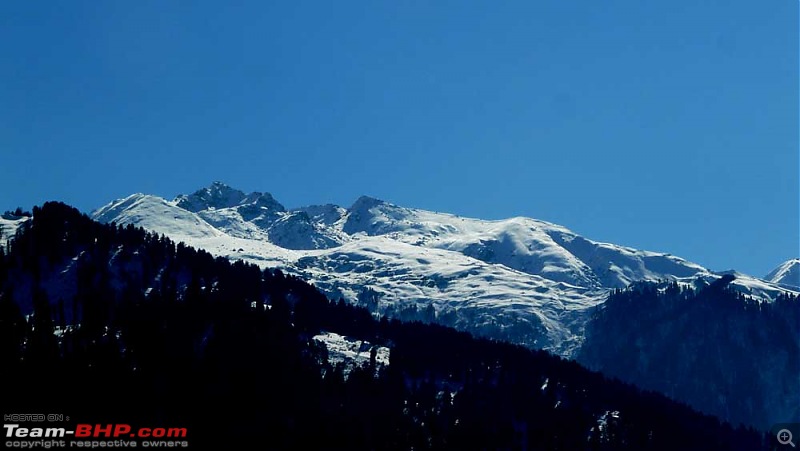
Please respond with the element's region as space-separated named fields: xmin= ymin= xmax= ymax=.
xmin=578 ymin=278 xmax=800 ymax=430
xmin=0 ymin=202 xmax=768 ymax=449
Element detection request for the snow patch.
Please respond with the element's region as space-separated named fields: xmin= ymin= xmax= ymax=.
xmin=313 ymin=332 xmax=390 ymax=377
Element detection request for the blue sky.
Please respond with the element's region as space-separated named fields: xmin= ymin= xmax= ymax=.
xmin=1 ymin=1 xmax=797 ymax=277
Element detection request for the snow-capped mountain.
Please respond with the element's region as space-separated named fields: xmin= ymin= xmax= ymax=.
xmin=92 ymin=182 xmax=797 ymax=356
xmin=765 ymin=258 xmax=800 ymax=289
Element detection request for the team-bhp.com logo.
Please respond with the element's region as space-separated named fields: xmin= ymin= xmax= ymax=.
xmin=5 ymin=424 xmax=187 ymax=438
xmin=4 ymin=419 xmax=189 ymax=449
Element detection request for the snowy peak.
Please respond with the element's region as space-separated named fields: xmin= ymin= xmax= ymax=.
xmin=343 ymin=195 xmax=389 ymax=234
xmin=242 ymin=191 xmax=286 ymax=212
xmin=343 ymin=196 xmax=419 ymax=236
xmin=349 ymin=195 xmax=386 ymax=211
xmin=175 ymin=181 xmax=249 ymax=212
xmin=765 ymin=259 xmax=800 ymax=289
xmin=173 ymin=181 xmax=286 ymax=215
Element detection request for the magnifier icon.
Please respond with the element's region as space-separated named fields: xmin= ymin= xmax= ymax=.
xmin=778 ymin=429 xmax=796 ymax=448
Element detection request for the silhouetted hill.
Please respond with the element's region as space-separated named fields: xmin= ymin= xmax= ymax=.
xmin=1 ymin=202 xmax=767 ymax=450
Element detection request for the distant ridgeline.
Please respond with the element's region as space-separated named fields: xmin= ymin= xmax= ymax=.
xmin=0 ymin=202 xmax=770 ymax=449
xmin=578 ymin=278 xmax=800 ymax=430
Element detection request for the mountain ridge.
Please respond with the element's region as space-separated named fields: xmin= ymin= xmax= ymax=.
xmin=91 ymin=182 xmax=797 ymax=357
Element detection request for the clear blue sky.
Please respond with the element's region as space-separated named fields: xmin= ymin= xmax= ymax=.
xmin=1 ymin=1 xmax=797 ymax=277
